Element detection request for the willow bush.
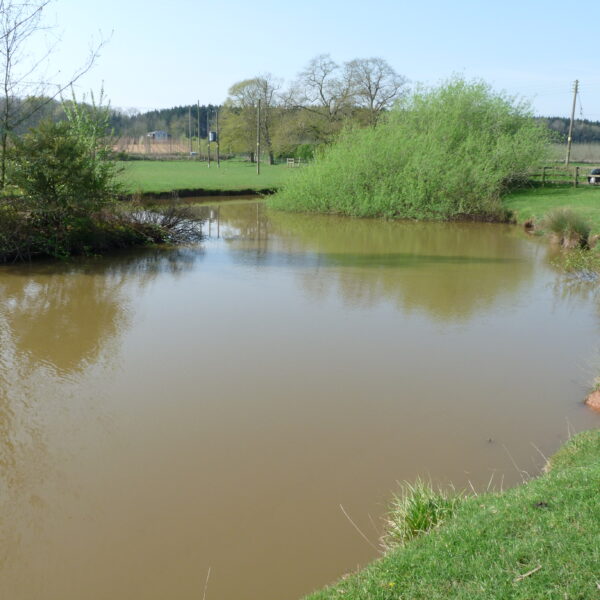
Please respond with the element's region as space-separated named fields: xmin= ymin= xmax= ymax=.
xmin=270 ymin=79 xmax=551 ymax=220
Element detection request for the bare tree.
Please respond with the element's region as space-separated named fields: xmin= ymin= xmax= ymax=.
xmin=345 ymin=57 xmax=408 ymax=126
xmin=293 ymin=54 xmax=353 ymax=123
xmin=0 ymin=0 xmax=105 ymax=187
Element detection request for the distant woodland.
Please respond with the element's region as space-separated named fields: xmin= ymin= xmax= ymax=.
xmin=4 ymin=95 xmax=600 ymax=161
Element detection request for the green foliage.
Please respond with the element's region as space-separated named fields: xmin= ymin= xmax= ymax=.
xmin=551 ymin=247 xmax=600 ymax=274
xmin=271 ymin=78 xmax=551 ymax=220
xmin=293 ymin=143 xmax=317 ymax=161
xmin=62 ymin=88 xmax=113 ymax=159
xmin=6 ymin=117 xmax=123 ymax=258
xmin=0 ymin=92 xmax=209 ymax=262
xmin=1 ymin=96 xmax=152 ymax=261
xmin=10 ymin=119 xmax=119 ymax=214
xmin=381 ymin=479 xmax=462 ymax=550
xmin=0 ymin=199 xmax=37 ymax=261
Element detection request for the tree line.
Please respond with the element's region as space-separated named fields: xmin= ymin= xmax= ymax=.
xmin=104 ymin=75 xmax=600 ymax=162
xmin=536 ymin=117 xmax=600 ymax=144
xmin=4 ymin=84 xmax=600 ymax=167
xmin=0 ymin=0 xmax=598 ymax=167
xmin=103 ymin=54 xmax=409 ymax=162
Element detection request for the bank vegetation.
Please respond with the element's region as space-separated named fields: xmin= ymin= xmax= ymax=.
xmin=0 ymin=96 xmax=201 ymax=263
xmin=308 ymin=429 xmax=600 ymax=600
xmin=270 ymin=79 xmax=552 ymax=220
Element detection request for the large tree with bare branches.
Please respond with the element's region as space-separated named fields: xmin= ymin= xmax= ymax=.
xmin=292 ymin=54 xmax=354 ymax=126
xmin=345 ymin=57 xmax=408 ymax=126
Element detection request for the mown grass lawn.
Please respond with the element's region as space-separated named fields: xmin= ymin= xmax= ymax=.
xmin=503 ymin=186 xmax=600 ymax=233
xmin=118 ymin=159 xmax=294 ymax=194
xmin=307 ymin=429 xmax=600 ymax=600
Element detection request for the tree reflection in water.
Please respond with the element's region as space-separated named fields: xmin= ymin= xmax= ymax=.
xmin=0 ymin=246 xmax=204 ymax=575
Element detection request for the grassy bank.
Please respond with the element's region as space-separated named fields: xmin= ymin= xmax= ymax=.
xmin=307 ymin=429 xmax=600 ymax=600
xmin=503 ymin=186 xmax=600 ymax=234
xmin=119 ymin=159 xmax=292 ymax=195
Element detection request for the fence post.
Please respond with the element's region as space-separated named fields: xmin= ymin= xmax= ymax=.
xmin=542 ymin=166 xmax=546 ymax=187
xmin=574 ymin=166 xmax=579 ymax=188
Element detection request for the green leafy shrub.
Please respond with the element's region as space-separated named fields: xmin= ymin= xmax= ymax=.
xmin=10 ymin=119 xmax=120 ymax=215
xmin=0 ymin=199 xmax=37 ymax=261
xmin=294 ymin=143 xmax=318 ymax=161
xmin=6 ymin=119 xmax=122 ymax=258
xmin=271 ymin=78 xmax=551 ymax=220
xmin=1 ymin=92 xmax=203 ymax=262
xmin=381 ymin=479 xmax=462 ymax=550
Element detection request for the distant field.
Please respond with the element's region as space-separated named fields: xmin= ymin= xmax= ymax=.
xmin=119 ymin=159 xmax=295 ymax=194
xmin=551 ymin=143 xmax=600 ymax=163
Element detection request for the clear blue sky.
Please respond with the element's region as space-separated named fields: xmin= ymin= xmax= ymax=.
xmin=39 ymin=0 xmax=598 ymax=117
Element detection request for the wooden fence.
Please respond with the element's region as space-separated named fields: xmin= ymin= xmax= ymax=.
xmin=529 ymin=165 xmax=588 ymax=187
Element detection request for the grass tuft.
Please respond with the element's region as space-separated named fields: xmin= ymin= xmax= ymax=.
xmin=381 ymin=479 xmax=463 ymax=550
xmin=543 ymin=208 xmax=591 ymax=248
xmin=307 ymin=430 xmax=600 ymax=600
xmin=550 ymin=247 xmax=600 ymax=275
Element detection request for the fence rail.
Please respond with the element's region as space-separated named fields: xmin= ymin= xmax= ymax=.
xmin=528 ymin=165 xmax=596 ymax=187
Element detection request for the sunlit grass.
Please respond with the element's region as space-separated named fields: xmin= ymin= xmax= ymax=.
xmin=308 ymin=430 xmax=600 ymax=600
xmin=118 ymin=159 xmax=293 ymax=194
xmin=503 ymin=186 xmax=600 ymax=234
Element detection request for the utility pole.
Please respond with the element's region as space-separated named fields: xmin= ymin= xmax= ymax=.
xmin=188 ymin=106 xmax=192 ymax=157
xmin=197 ymin=100 xmax=201 ymax=158
xmin=207 ymin=108 xmax=211 ymax=168
xmin=216 ymin=107 xmax=220 ymax=168
xmin=256 ymin=99 xmax=261 ymax=175
xmin=565 ymin=79 xmax=579 ymax=166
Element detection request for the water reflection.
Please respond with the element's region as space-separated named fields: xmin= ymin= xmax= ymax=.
xmin=0 ymin=248 xmax=203 ymax=374
xmin=0 ymin=246 xmax=205 ymax=594
xmin=200 ymin=203 xmax=536 ymax=320
xmin=1 ymin=201 xmax=599 ymax=600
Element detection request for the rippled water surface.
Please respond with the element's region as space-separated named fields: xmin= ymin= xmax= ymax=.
xmin=1 ymin=200 xmax=599 ymax=600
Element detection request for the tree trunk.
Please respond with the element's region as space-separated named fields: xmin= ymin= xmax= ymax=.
xmin=0 ymin=131 xmax=7 ymax=189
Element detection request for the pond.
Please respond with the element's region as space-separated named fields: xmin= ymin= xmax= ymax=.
xmin=1 ymin=200 xmax=599 ymax=600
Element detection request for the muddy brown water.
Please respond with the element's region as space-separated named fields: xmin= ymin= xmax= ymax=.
xmin=1 ymin=200 xmax=599 ymax=600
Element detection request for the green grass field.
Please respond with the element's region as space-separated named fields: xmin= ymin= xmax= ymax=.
xmin=308 ymin=429 xmax=600 ymax=600
xmin=118 ymin=159 xmax=294 ymax=194
xmin=503 ymin=186 xmax=600 ymax=233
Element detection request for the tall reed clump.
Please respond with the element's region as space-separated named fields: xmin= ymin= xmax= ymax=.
xmin=381 ymin=479 xmax=463 ymax=551
xmin=270 ymin=78 xmax=551 ymax=220
xmin=543 ymin=208 xmax=591 ymax=249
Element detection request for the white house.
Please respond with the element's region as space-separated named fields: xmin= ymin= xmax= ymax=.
xmin=147 ymin=130 xmax=169 ymax=141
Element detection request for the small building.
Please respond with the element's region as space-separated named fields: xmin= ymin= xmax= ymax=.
xmin=147 ymin=130 xmax=169 ymax=141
